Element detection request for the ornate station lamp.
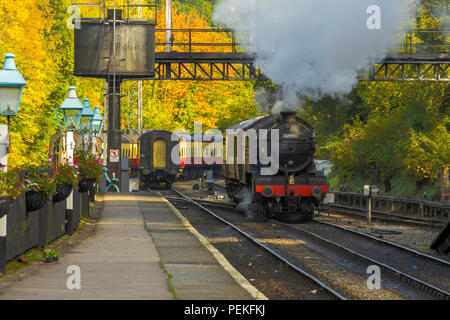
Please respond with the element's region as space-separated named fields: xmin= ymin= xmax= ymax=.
xmin=55 ymin=86 xmax=84 ymax=133
xmin=79 ymin=98 xmax=95 ymax=151
xmin=91 ymin=106 xmax=104 ymax=157
xmin=0 ymin=53 xmax=26 ymax=126
xmin=0 ymin=53 xmax=26 ymax=274
xmin=79 ymin=98 xmax=94 ymax=134
xmin=92 ymin=106 xmax=104 ymax=136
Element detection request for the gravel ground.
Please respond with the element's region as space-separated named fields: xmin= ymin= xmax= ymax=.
xmin=170 ymin=181 xmax=445 ymax=299
xmin=166 ymin=189 xmax=431 ymax=299
xmin=175 ymin=180 xmax=447 ymax=260
xmin=207 ymin=207 xmax=436 ymax=300
xmin=287 ymin=221 xmax=450 ymax=293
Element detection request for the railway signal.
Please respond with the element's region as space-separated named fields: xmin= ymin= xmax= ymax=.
xmin=364 ymin=185 xmax=379 ymax=224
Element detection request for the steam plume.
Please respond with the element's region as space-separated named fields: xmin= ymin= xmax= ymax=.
xmin=213 ymin=0 xmax=419 ymax=112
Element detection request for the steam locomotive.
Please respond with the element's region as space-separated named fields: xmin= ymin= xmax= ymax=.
xmin=223 ymin=112 xmax=328 ymax=223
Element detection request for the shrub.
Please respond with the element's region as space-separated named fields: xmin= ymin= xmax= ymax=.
xmin=74 ymin=150 xmax=103 ymax=183
xmin=0 ymin=165 xmax=26 ymax=199
xmin=51 ymin=162 xmax=78 ymax=186
xmin=22 ymin=167 xmax=56 ymax=196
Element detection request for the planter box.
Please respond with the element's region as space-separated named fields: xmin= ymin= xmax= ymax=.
xmin=79 ymin=178 xmax=95 ymax=193
xmin=26 ymin=191 xmax=47 ymax=213
xmin=53 ymin=184 xmax=73 ymax=203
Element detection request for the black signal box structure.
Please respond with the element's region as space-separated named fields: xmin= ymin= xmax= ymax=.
xmin=74 ymin=11 xmax=156 ymax=79
xmin=72 ymin=3 xmax=157 ymax=191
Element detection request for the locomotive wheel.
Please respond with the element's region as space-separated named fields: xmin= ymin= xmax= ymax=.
xmin=245 ymin=202 xmax=269 ymax=223
xmin=298 ymin=198 xmax=314 ymax=223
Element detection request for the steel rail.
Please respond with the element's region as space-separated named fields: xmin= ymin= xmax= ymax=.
xmin=167 ymin=196 xmax=448 ymax=264
xmin=169 ymin=188 xmax=347 ymax=300
xmin=166 ymin=196 xmax=447 ymax=265
xmin=165 ymin=196 xmax=236 ymax=209
xmin=281 ymin=223 xmax=450 ymax=300
xmin=329 ymin=203 xmax=445 ymax=224
xmin=326 ymin=204 xmax=445 ymax=228
xmin=314 ymin=220 xmax=450 ymax=267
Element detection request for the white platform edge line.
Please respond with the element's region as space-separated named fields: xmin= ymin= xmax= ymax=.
xmin=160 ymin=194 xmax=268 ymax=301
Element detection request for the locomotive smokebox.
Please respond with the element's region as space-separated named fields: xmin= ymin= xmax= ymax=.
xmin=280 ymin=111 xmax=297 ymax=123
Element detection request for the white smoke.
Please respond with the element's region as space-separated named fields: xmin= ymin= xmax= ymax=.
xmin=433 ymin=4 xmax=449 ymax=30
xmin=213 ymin=0 xmax=419 ymax=112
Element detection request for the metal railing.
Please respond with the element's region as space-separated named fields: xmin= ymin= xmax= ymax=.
xmin=154 ymin=28 xmax=251 ymax=53
xmin=401 ymin=30 xmax=450 ymax=54
xmin=71 ymin=0 xmax=157 ymax=23
xmin=153 ymin=29 xmax=449 ymax=55
xmin=329 ymin=190 xmax=450 ymax=220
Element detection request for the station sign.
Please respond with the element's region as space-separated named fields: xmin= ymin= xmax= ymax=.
xmin=110 ymin=149 xmax=120 ymax=163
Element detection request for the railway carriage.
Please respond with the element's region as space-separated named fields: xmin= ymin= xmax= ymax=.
xmin=138 ymin=130 xmax=180 ymax=189
xmin=178 ymin=133 xmax=223 ymax=180
xmin=121 ymin=133 xmax=140 ymax=177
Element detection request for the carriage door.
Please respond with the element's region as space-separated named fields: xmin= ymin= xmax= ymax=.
xmin=153 ymin=139 xmax=167 ymax=169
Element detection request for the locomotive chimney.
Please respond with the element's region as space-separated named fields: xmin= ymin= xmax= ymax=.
xmin=280 ymin=111 xmax=297 ymax=123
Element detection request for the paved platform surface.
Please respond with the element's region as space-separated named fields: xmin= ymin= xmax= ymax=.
xmin=137 ymin=191 xmax=255 ymax=300
xmin=0 ymin=192 xmax=255 ymax=300
xmin=0 ymin=194 xmax=172 ymax=300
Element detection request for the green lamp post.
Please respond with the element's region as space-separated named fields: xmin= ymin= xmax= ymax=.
xmin=0 ymin=53 xmax=26 ymax=275
xmin=55 ymin=86 xmax=84 ymax=134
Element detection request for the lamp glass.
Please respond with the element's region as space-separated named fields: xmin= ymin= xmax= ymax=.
xmin=92 ymin=119 xmax=102 ymax=134
xmin=63 ymin=109 xmax=82 ymax=131
xmin=0 ymin=86 xmax=21 ymax=116
xmin=80 ymin=116 xmax=92 ymax=133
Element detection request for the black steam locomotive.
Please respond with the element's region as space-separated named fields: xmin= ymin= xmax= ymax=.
xmin=223 ymin=112 xmax=328 ymax=223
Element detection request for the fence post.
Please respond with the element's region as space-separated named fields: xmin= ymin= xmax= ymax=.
xmin=38 ymin=202 xmax=49 ymax=247
xmin=189 ymin=29 xmax=192 ymax=53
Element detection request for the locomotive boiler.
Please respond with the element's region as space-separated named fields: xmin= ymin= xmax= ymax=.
xmin=223 ymin=111 xmax=328 ymax=223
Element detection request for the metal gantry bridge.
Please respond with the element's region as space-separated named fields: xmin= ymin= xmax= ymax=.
xmin=152 ymin=29 xmax=449 ymax=82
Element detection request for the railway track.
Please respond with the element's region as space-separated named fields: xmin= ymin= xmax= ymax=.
xmin=167 ymin=190 xmax=449 ymax=300
xmin=324 ymin=203 xmax=446 ymax=228
xmin=169 ymin=189 xmax=347 ymax=300
xmin=282 ymin=222 xmax=449 ymax=300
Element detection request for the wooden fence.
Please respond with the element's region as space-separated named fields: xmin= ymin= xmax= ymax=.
xmin=1 ymin=186 xmax=95 ymax=274
xmin=330 ymin=190 xmax=450 ymax=219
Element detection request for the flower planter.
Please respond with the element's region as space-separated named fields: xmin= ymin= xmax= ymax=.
xmin=53 ymin=184 xmax=73 ymax=203
xmin=0 ymin=197 xmax=13 ymax=219
xmin=25 ymin=191 xmax=47 ymax=213
xmin=78 ymin=178 xmax=95 ymax=193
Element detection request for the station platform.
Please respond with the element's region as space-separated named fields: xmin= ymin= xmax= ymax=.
xmin=0 ymin=192 xmax=262 ymax=300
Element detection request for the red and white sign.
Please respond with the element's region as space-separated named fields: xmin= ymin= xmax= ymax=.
xmin=110 ymin=149 xmax=120 ymax=163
